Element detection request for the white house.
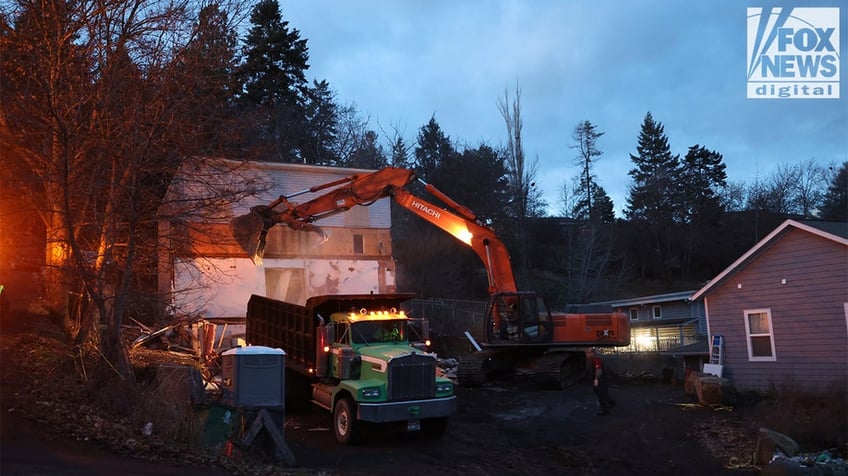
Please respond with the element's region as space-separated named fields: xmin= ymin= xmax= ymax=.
xmin=158 ymin=159 xmax=397 ymax=319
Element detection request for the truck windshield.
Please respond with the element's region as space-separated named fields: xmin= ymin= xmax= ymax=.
xmin=350 ymin=320 xmax=406 ymax=344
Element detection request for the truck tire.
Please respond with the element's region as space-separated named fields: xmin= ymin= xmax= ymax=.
xmin=421 ymin=417 xmax=449 ymax=438
xmin=333 ymin=397 xmax=359 ymax=445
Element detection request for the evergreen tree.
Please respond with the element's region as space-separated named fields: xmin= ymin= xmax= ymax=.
xmin=625 ymin=112 xmax=681 ymax=223
xmin=571 ymin=120 xmax=604 ymax=222
xmin=624 ymin=112 xmax=682 ymax=281
xmin=301 ymin=79 xmax=339 ymax=165
xmin=238 ymin=0 xmax=310 ymax=162
xmin=679 ymin=144 xmax=726 ymax=223
xmin=172 ymin=3 xmax=242 ymax=155
xmin=678 ymin=144 xmax=727 ymax=279
xmin=413 ymin=116 xmax=455 ymax=178
xmin=572 ymin=180 xmax=615 ymax=224
xmin=821 ymin=161 xmax=848 ymax=221
xmin=390 ymin=136 xmax=413 ymax=169
xmin=346 ymin=130 xmax=388 ymax=169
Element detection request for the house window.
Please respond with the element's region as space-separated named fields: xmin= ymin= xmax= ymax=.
xmin=353 ymin=234 xmax=364 ymax=254
xmin=652 ymin=305 xmax=662 ymax=319
xmin=629 ymin=308 xmax=639 ymax=320
xmin=744 ymin=308 xmax=776 ymax=362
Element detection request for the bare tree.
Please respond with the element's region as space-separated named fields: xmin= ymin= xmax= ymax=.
xmin=497 ymin=82 xmax=538 ymax=282
xmin=0 ymin=0 xmax=250 ymax=382
xmin=792 ymin=158 xmax=828 ymax=218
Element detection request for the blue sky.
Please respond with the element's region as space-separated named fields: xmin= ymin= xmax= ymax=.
xmin=282 ymin=1 xmax=847 ymax=216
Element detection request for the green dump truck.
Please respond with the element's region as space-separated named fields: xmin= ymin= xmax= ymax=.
xmin=245 ymin=293 xmax=457 ymax=444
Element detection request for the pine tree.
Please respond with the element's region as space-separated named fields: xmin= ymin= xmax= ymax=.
xmin=413 ymin=116 xmax=455 ymax=178
xmin=301 ymin=79 xmax=339 ymax=165
xmin=172 ymin=3 xmax=242 ymax=155
xmin=625 ymin=112 xmax=681 ymax=223
xmin=624 ymin=112 xmax=682 ymax=281
xmin=573 ymin=180 xmax=615 ymax=224
xmin=678 ymin=144 xmax=727 ymax=279
xmin=571 ymin=120 xmax=604 ymax=222
xmin=346 ymin=130 xmax=388 ymax=169
xmin=679 ymin=144 xmax=727 ymax=223
xmin=238 ymin=0 xmax=310 ymax=161
xmin=820 ymin=161 xmax=848 ymax=221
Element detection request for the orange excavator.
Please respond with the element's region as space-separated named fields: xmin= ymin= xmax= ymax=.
xmin=231 ymin=166 xmax=629 ymax=388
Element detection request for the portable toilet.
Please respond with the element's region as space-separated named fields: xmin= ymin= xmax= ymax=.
xmin=221 ymin=346 xmax=285 ymax=409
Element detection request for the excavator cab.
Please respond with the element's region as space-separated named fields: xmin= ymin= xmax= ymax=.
xmin=485 ymin=292 xmax=554 ymax=345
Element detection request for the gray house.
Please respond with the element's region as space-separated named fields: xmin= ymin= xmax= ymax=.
xmin=690 ymin=219 xmax=848 ymax=394
xmin=594 ymin=291 xmax=707 ymax=352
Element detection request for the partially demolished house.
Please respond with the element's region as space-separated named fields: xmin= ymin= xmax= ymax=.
xmin=157 ymin=159 xmax=396 ymax=321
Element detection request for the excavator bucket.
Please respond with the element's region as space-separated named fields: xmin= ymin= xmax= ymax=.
xmin=231 ymin=210 xmax=269 ymax=265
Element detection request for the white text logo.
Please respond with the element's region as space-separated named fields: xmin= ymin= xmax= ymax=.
xmin=747 ymin=7 xmax=840 ymax=99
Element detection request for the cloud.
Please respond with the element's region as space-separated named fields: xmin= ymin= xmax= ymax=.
xmin=284 ymin=1 xmax=847 ymax=216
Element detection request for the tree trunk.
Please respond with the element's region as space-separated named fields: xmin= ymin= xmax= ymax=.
xmin=43 ymin=214 xmax=73 ymax=331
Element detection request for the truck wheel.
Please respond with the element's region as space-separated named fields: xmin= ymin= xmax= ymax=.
xmin=421 ymin=417 xmax=448 ymax=438
xmin=333 ymin=397 xmax=359 ymax=445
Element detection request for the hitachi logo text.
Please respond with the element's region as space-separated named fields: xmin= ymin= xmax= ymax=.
xmin=411 ymin=201 xmax=440 ymax=219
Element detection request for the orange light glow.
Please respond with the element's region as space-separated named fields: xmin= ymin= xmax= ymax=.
xmin=323 ymin=345 xmax=330 ymax=353
xmin=347 ymin=308 xmax=408 ymax=322
xmin=47 ymin=242 xmax=69 ymax=264
xmin=445 ymin=222 xmax=473 ymax=245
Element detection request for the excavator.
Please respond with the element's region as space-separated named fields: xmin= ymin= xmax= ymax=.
xmin=231 ymin=166 xmax=629 ymax=388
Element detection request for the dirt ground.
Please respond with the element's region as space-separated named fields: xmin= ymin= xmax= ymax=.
xmin=0 ymin=308 xmax=772 ymax=476
xmin=283 ymin=374 xmax=758 ymax=476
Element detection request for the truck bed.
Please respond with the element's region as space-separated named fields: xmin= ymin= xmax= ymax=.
xmin=246 ymin=293 xmax=418 ymax=376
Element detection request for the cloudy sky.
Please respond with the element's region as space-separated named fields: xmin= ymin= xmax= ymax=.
xmin=282 ymin=1 xmax=847 ymax=216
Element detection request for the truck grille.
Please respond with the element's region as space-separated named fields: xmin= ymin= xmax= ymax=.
xmin=386 ymin=353 xmax=436 ymax=401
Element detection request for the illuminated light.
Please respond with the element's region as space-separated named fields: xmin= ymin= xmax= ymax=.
xmin=445 ymin=223 xmax=473 ymax=245
xmin=47 ymin=242 xmax=69 ymax=263
xmin=345 ymin=308 xmax=410 ymax=321
xmin=634 ymin=335 xmax=655 ymax=351
xmin=425 ymin=339 xmax=431 ymax=347
xmin=323 ymin=345 xmax=330 ymax=353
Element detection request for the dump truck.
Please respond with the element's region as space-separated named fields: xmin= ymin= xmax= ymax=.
xmin=245 ymin=292 xmax=456 ymax=445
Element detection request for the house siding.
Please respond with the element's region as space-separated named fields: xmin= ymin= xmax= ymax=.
xmin=705 ymin=228 xmax=848 ymax=393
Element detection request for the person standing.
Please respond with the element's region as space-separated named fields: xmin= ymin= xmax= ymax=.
xmin=587 ymin=348 xmax=616 ymax=416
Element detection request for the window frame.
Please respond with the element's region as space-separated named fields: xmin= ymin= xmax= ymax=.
xmin=743 ymin=308 xmax=777 ymax=362
xmin=629 ymin=308 xmax=639 ymax=320
xmin=652 ymin=305 xmax=662 ymax=320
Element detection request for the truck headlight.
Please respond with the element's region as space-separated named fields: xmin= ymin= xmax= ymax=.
xmin=435 ymin=382 xmax=453 ymax=395
xmin=361 ymin=387 xmax=381 ymax=399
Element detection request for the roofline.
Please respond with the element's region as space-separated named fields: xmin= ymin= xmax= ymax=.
xmin=691 ymin=219 xmax=848 ymax=301
xmin=594 ymin=290 xmax=697 ymax=307
xmin=208 ymin=157 xmax=378 ymax=175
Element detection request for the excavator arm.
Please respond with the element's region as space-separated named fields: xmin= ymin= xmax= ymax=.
xmin=230 ymin=166 xmax=543 ymax=342
xmin=232 ymin=167 xmax=417 ymax=265
xmin=231 ymin=166 xmax=520 ymax=295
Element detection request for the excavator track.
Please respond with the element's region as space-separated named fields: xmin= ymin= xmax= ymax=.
xmin=457 ymin=349 xmax=515 ymax=387
xmin=533 ymin=351 xmax=587 ymax=390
